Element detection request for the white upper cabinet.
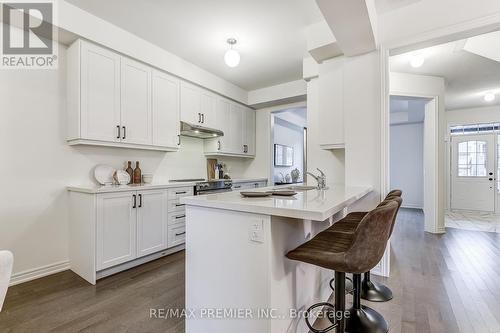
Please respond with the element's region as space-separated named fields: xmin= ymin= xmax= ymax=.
xmin=318 ymin=57 xmax=344 ymax=149
xmin=200 ymin=91 xmax=217 ymax=128
xmin=243 ymin=107 xmax=256 ymax=155
xmin=229 ymin=103 xmax=244 ymax=154
xmin=152 ymin=70 xmax=180 ymax=149
xmin=204 ymin=97 xmax=255 ymax=157
xmin=121 ymin=57 xmax=152 ymax=145
xmin=67 ymin=39 xmax=179 ymax=151
xmin=180 ymin=82 xmax=217 ymax=128
xmin=76 ymin=41 xmax=121 ymax=143
xmin=180 ymin=81 xmax=202 ymax=125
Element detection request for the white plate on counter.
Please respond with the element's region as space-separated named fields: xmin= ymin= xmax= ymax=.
xmin=94 ymin=165 xmax=115 ymax=185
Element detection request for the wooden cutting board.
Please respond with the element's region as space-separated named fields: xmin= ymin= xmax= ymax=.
xmin=207 ymin=158 xmax=217 ymax=180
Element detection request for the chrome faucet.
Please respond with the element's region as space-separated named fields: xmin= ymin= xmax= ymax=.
xmin=306 ymin=168 xmax=327 ymax=190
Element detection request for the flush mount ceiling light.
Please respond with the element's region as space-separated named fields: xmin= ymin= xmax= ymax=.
xmin=224 ymin=38 xmax=240 ymax=68
xmin=410 ymin=54 xmax=425 ymax=68
xmin=484 ymin=92 xmax=496 ymax=102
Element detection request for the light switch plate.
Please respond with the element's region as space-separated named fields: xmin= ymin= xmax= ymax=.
xmin=249 ymin=219 xmax=264 ymax=243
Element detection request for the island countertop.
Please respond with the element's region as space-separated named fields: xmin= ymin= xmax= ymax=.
xmin=181 ymin=184 xmax=372 ymax=221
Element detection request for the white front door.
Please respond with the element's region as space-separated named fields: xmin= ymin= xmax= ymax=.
xmin=451 ymin=134 xmax=496 ymax=212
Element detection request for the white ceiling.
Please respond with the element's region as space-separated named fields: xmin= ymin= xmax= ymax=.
xmin=390 ymin=31 xmax=500 ymax=110
xmin=65 ymin=0 xmax=324 ymax=91
xmin=374 ymin=0 xmax=422 ymax=14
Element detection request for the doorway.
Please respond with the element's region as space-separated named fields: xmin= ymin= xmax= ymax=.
xmin=450 ymin=134 xmax=496 ymax=212
xmin=270 ymin=108 xmax=307 ymax=185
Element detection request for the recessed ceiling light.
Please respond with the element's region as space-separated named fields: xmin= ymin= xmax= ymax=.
xmin=410 ymin=54 xmax=425 ymax=68
xmin=224 ymin=38 xmax=240 ymax=68
xmin=484 ymin=92 xmax=496 ymax=102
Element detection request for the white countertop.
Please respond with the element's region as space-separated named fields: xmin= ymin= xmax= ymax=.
xmin=181 ymin=184 xmax=372 ymax=221
xmin=231 ymin=177 xmax=268 ymax=183
xmin=67 ymin=177 xmax=269 ymax=194
xmin=67 ymin=182 xmax=197 ymax=194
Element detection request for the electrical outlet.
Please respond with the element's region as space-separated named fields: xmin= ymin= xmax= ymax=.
xmin=249 ymin=219 xmax=264 ymax=243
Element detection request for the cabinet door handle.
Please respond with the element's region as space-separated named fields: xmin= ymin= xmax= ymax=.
xmin=176 ymin=191 xmax=187 ymax=195
xmin=122 ymin=126 xmax=126 ymax=140
xmin=175 ymin=231 xmax=186 ymax=236
xmin=217 ymin=140 xmax=221 ymax=151
xmin=198 ymin=113 xmax=201 ymax=123
xmin=177 ymin=135 xmax=181 ymax=145
xmin=175 ymin=203 xmax=185 ymax=207
xmin=175 ymin=214 xmax=186 ymax=219
xmin=138 ymin=194 xmax=142 ymax=208
xmin=132 ymin=194 xmax=136 ymax=208
xmin=201 ymin=113 xmax=205 ymax=123
xmin=117 ymin=125 xmax=121 ymax=139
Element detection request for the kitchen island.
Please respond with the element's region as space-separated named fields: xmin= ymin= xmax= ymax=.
xmin=181 ymin=184 xmax=373 ymax=333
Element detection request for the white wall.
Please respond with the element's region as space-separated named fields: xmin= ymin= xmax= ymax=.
xmin=0 ymin=44 xmax=250 ymax=277
xmin=306 ymin=79 xmax=345 ymax=186
xmin=390 ymin=72 xmax=446 ymax=233
xmin=272 ymin=118 xmax=304 ymax=183
xmin=390 ymin=123 xmax=424 ymax=208
xmin=343 ymin=51 xmax=382 ymax=211
xmin=446 ymin=105 xmax=500 ymax=125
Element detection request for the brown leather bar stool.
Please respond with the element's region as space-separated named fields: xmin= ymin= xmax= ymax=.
xmin=286 ymin=201 xmax=399 ymax=333
xmin=324 ymin=197 xmax=402 ymax=333
xmin=328 ymin=191 xmax=402 ymax=303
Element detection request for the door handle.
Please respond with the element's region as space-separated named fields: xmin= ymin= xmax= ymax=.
xmin=132 ymin=194 xmax=137 ymax=208
xmin=217 ymin=140 xmax=221 ymax=151
xmin=489 ymin=178 xmax=493 ymax=181
xmin=201 ymin=113 xmax=205 ymax=123
xmin=177 ymin=135 xmax=181 ymax=145
xmin=175 ymin=214 xmax=186 ymax=219
xmin=489 ymin=172 xmax=494 ymax=176
xmin=117 ymin=125 xmax=121 ymax=139
xmin=122 ymin=126 xmax=126 ymax=140
xmin=138 ymin=194 xmax=142 ymax=208
xmin=175 ymin=231 xmax=186 ymax=236
xmin=198 ymin=113 xmax=201 ymax=123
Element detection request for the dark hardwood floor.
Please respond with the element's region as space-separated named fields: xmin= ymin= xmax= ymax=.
xmin=2 ymin=208 xmax=500 ymax=332
xmin=0 ymin=251 xmax=185 ymax=333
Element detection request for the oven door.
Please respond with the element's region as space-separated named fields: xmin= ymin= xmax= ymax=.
xmin=196 ymin=188 xmax=233 ymax=195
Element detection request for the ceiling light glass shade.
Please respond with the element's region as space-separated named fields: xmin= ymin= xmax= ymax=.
xmin=484 ymin=93 xmax=496 ymax=102
xmin=410 ymin=54 xmax=425 ymax=68
xmin=224 ymin=49 xmax=240 ymax=68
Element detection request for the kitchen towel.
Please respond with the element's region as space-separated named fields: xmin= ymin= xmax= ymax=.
xmin=0 ymin=250 xmax=13 ymax=311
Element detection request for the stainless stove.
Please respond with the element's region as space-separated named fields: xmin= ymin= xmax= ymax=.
xmin=195 ymin=179 xmax=233 ymax=195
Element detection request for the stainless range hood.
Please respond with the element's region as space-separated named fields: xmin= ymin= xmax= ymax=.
xmin=180 ymin=121 xmax=224 ymax=139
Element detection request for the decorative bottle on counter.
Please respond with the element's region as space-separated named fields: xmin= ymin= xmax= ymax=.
xmin=125 ymin=161 xmax=133 ymax=184
xmin=133 ymin=161 xmax=142 ymax=184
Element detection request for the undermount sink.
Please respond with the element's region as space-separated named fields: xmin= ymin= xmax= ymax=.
xmin=285 ymin=185 xmax=317 ymax=191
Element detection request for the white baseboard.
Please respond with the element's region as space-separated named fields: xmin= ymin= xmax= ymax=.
xmin=9 ymin=261 xmax=70 ymax=286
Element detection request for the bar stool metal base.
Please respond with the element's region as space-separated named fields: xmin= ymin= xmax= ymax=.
xmin=360 ymin=280 xmax=393 ymax=302
xmin=345 ymin=305 xmax=388 ymax=333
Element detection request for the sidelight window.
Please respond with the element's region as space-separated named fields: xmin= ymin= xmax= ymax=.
xmin=457 ymin=140 xmax=487 ymax=177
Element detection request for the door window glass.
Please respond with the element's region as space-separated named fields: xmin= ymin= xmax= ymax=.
xmin=458 ymin=140 xmax=487 ymax=177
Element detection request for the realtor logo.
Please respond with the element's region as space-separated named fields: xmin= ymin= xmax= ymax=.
xmin=1 ymin=0 xmax=58 ymax=69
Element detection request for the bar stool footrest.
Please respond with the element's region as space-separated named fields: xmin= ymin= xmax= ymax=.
xmin=305 ymin=302 xmax=338 ymax=333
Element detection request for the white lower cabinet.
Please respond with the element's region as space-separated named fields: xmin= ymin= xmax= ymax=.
xmin=232 ymin=180 xmax=268 ymax=190
xmin=136 ymin=190 xmax=167 ymax=258
xmin=96 ymin=192 xmax=137 ymax=270
xmin=70 ymin=185 xmax=191 ymax=284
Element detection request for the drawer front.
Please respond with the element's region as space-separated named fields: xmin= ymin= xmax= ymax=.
xmin=168 ymin=198 xmax=186 ymax=212
xmin=167 ymin=187 xmax=193 ymax=200
xmin=168 ymin=211 xmax=186 ymax=226
xmin=167 ymin=224 xmax=186 ymax=248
